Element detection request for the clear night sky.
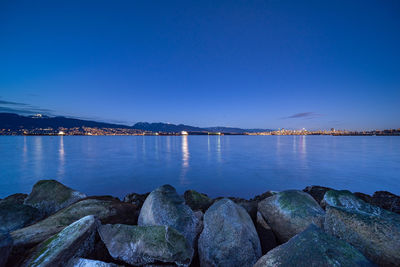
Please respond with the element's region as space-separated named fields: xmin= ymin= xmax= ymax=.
xmin=1 ymin=0 xmax=399 ymax=130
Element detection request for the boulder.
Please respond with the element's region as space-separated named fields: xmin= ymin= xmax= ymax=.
xmin=183 ymin=190 xmax=213 ymax=212
xmin=98 ymin=224 xmax=193 ymax=266
xmin=138 ymin=185 xmax=201 ymax=247
xmin=256 ymin=212 xmax=277 ymax=254
xmin=67 ymin=258 xmax=122 ymax=267
xmin=123 ymin=192 xmax=149 ymax=209
xmin=22 ymin=215 xmax=98 ymax=267
xmin=325 ymin=205 xmax=400 ymax=266
xmin=303 ymin=185 xmax=332 ymax=204
xmin=0 ymin=195 xmax=41 ymax=233
xmin=254 ymin=224 xmax=374 ymax=267
xmin=24 ymin=180 xmax=86 ymax=216
xmin=258 ymin=190 xmax=325 ymax=243
xmin=11 ymin=197 xmax=139 ymax=249
xmin=198 ymin=198 xmax=261 ymax=267
xmin=0 ymin=232 xmax=13 ymax=267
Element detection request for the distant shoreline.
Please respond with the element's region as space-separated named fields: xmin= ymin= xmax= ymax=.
xmin=1 ymin=133 xmax=399 ymax=136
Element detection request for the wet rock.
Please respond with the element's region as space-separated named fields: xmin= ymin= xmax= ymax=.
xmin=254 ymin=224 xmax=374 ymax=267
xmin=138 ymin=185 xmax=201 ymax=248
xmin=11 ymin=197 xmax=139 ymax=249
xmin=123 ymin=192 xmax=149 ymax=209
xmin=258 ymin=190 xmax=325 ymax=243
xmin=371 ymin=191 xmax=400 ymax=214
xmin=67 ymin=258 xmax=122 ymax=267
xmin=98 ymin=224 xmax=193 ymax=266
xmin=303 ymin=185 xmax=332 ymax=204
xmin=198 ymin=198 xmax=261 ymax=267
xmin=0 ymin=232 xmax=13 ymax=267
xmin=0 ymin=195 xmax=41 ymax=233
xmin=24 ymin=180 xmax=86 ymax=216
xmin=183 ymin=190 xmax=213 ymax=212
xmin=22 ymin=215 xmax=98 ymax=267
xmin=325 ymin=205 xmax=400 ymax=266
xmin=256 ymin=212 xmax=277 ymax=254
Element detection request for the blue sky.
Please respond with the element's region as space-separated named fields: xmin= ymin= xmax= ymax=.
xmin=1 ymin=0 xmax=399 ymax=130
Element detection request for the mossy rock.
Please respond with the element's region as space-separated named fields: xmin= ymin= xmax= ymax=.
xmin=24 ymin=180 xmax=86 ymax=217
xmin=184 ymin=190 xmax=213 ymax=212
xmin=254 ymin=224 xmax=375 ymax=267
xmin=98 ymin=224 xmax=193 ymax=266
xmin=258 ymin=190 xmax=325 ymax=243
xmin=23 ymin=215 xmax=98 ymax=267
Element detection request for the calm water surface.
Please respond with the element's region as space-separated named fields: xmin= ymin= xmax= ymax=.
xmin=0 ymin=135 xmax=399 ymax=199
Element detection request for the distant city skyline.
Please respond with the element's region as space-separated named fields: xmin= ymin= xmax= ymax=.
xmin=1 ymin=1 xmax=399 ymax=131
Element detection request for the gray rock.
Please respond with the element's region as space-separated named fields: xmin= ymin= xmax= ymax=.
xmin=254 ymin=224 xmax=375 ymax=267
xmin=258 ymin=190 xmax=325 ymax=243
xmin=22 ymin=215 xmax=98 ymax=267
xmin=98 ymin=224 xmax=193 ymax=266
xmin=198 ymin=198 xmax=261 ymax=267
xmin=0 ymin=232 xmax=13 ymax=267
xmin=325 ymin=205 xmax=400 ymax=266
xmin=138 ymin=185 xmax=201 ymax=247
xmin=11 ymin=197 xmax=139 ymax=249
xmin=184 ymin=190 xmax=213 ymax=212
xmin=67 ymin=258 xmax=122 ymax=267
xmin=0 ymin=195 xmax=41 ymax=233
xmin=24 ymin=180 xmax=86 ymax=216
xmin=256 ymin=212 xmax=277 ymax=254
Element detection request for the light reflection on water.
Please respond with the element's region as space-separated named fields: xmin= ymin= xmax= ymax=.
xmin=0 ymin=135 xmax=399 ymax=198
xmin=180 ymin=135 xmax=189 ymax=184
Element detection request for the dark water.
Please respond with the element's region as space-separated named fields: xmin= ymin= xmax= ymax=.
xmin=0 ymin=135 xmax=399 ymax=199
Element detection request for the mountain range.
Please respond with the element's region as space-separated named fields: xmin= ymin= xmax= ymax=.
xmin=0 ymin=113 xmax=273 ymax=133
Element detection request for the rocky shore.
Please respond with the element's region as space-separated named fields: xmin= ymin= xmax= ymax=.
xmin=1 ymin=180 xmax=400 ymax=267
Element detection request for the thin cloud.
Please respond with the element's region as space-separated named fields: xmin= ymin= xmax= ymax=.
xmin=0 ymin=100 xmax=30 ymax=106
xmin=282 ymin=112 xmax=323 ymax=119
xmin=0 ymin=98 xmax=54 ymax=115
